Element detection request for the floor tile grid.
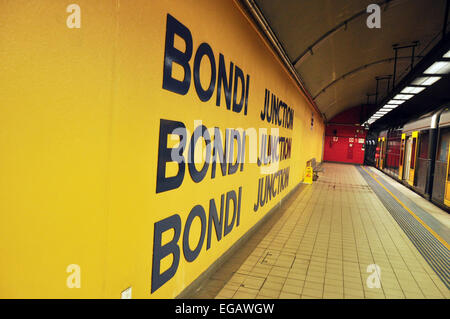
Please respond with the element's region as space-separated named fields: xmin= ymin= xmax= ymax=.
xmin=208 ymin=163 xmax=449 ymax=299
xmin=217 ymin=185 xmax=314 ymax=299
xmin=356 ymin=166 xmax=446 ymax=298
xmin=194 ymin=192 xmax=306 ymax=298
xmin=323 ymin=164 xmax=367 ymax=298
xmin=362 ymin=166 xmax=449 ymax=298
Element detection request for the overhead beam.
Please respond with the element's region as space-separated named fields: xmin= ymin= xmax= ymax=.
xmin=292 ymin=0 xmax=395 ymax=66
xmin=313 ymin=56 xmax=421 ymax=99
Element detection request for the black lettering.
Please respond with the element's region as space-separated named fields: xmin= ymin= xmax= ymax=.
xmin=261 ymin=89 xmax=268 ymax=121
xmin=254 ymin=178 xmax=262 ymax=212
xmin=193 ymin=42 xmax=216 ymax=102
xmin=232 ymin=66 xmax=245 ymax=113
xmin=183 ymin=205 xmax=207 ymax=262
xmin=224 ymin=190 xmax=237 ymax=236
xmin=188 ymin=125 xmax=211 ymax=183
xmin=156 ymin=119 xmax=186 ymax=193
xmin=206 ymin=195 xmax=224 ymax=250
xmin=151 ymin=214 xmax=181 ymax=293
xmin=162 ymin=14 xmax=193 ymax=95
xmin=244 ymin=75 xmax=250 ymax=115
xmin=236 ymin=187 xmax=242 ymax=227
xmin=216 ymin=54 xmax=234 ymax=109
xmin=211 ymin=127 xmax=228 ymax=179
xmin=228 ymin=130 xmax=241 ymax=175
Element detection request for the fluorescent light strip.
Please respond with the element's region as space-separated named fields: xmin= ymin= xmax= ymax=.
xmin=383 ymin=105 xmax=398 ymax=109
xmin=423 ymin=61 xmax=450 ymax=75
xmin=411 ymin=76 xmax=441 ymax=86
xmin=394 ymin=94 xmax=414 ymax=100
xmin=444 ymin=49 xmax=450 ymax=58
xmin=389 ymin=100 xmax=405 ymax=105
xmin=401 ymin=86 xmax=426 ymax=94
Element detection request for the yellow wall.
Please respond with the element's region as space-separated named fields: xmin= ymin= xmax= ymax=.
xmin=0 ymin=0 xmax=324 ymax=298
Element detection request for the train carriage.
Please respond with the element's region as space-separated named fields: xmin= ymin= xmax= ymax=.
xmin=376 ymin=106 xmax=450 ymax=212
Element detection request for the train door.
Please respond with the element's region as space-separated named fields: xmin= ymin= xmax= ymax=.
xmin=444 ymin=136 xmax=450 ymax=206
xmin=398 ymin=134 xmax=406 ymax=179
xmin=375 ymin=138 xmax=381 ymax=168
xmin=404 ymin=136 xmax=412 ymax=181
xmin=408 ymin=131 xmax=419 ymax=186
xmin=380 ymin=137 xmax=386 ymax=169
xmin=434 ymin=128 xmax=450 ymax=205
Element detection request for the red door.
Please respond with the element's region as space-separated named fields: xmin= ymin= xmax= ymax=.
xmin=347 ymin=143 xmax=354 ymax=159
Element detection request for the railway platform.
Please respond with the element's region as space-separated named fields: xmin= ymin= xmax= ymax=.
xmin=189 ymin=163 xmax=450 ymax=299
xmin=2 ymin=0 xmax=450 ymax=301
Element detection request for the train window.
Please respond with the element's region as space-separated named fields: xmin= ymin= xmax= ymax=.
xmin=418 ymin=132 xmax=429 ymax=159
xmin=437 ymin=130 xmax=450 ymax=162
xmin=410 ymin=138 xmax=417 ymax=169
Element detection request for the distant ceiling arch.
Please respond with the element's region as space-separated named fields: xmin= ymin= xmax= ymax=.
xmin=292 ymin=0 xmax=396 ymax=66
xmin=251 ymin=0 xmax=448 ymax=120
xmin=313 ymin=55 xmax=422 ymax=99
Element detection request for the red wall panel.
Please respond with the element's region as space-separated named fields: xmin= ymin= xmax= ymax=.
xmin=323 ymin=130 xmax=366 ymax=164
xmin=323 ymin=106 xmax=367 ymax=164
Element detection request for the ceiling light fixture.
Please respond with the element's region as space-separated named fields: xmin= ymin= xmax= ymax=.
xmin=389 ymin=100 xmax=406 ymax=105
xmin=401 ymin=86 xmax=426 ymax=94
xmin=394 ymin=94 xmax=414 ymax=100
xmin=423 ymin=61 xmax=450 ymax=75
xmin=411 ymin=76 xmax=442 ymax=86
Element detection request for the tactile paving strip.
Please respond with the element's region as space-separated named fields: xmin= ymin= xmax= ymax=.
xmin=358 ymin=166 xmax=450 ymax=289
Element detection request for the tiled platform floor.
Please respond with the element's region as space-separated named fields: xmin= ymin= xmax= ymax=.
xmin=190 ymin=163 xmax=450 ymax=299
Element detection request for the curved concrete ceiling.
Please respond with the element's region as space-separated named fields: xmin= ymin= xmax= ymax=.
xmin=254 ymin=0 xmax=448 ymax=121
